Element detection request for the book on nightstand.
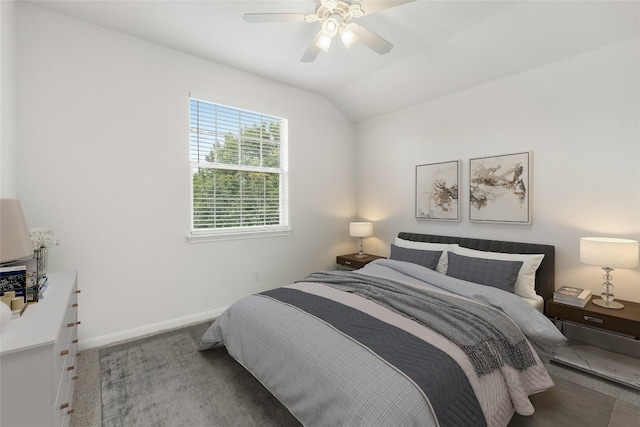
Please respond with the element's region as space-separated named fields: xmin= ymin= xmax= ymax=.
xmin=553 ymin=286 xmax=592 ymax=307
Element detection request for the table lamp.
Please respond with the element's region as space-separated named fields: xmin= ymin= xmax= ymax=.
xmin=350 ymin=222 xmax=373 ymax=259
xmin=580 ymin=237 xmax=639 ymax=309
xmin=1 ymin=199 xmax=33 ymax=330
xmin=1 ymin=199 xmax=33 ymax=264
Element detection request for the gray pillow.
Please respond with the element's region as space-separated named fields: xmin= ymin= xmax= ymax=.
xmin=389 ymin=244 xmax=442 ymax=271
xmin=446 ymin=252 xmax=523 ymax=293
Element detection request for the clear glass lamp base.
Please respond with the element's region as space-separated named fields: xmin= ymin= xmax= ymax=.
xmin=592 ymin=298 xmax=624 ymax=309
xmin=593 ymin=268 xmax=624 ymax=309
xmin=355 ymin=237 xmax=368 ymax=258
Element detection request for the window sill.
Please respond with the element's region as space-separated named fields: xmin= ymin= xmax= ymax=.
xmin=187 ymin=227 xmax=292 ymax=243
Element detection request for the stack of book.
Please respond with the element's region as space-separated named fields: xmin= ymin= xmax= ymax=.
xmin=554 ymin=286 xmax=592 ymax=307
xmin=26 ymin=276 xmax=49 ymax=303
xmin=0 ymin=265 xmax=27 ymax=301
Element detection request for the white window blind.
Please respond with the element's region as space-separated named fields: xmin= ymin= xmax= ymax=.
xmin=189 ymin=98 xmax=289 ymax=237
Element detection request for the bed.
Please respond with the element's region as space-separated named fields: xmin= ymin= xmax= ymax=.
xmin=199 ymin=232 xmax=566 ymax=427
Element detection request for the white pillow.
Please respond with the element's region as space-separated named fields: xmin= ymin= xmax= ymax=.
xmin=449 ymin=246 xmax=545 ymax=300
xmin=394 ymin=237 xmax=459 ymax=274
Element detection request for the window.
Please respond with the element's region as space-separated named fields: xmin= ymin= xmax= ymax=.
xmin=189 ymin=98 xmax=289 ymax=239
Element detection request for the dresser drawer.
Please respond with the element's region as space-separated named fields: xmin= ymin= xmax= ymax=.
xmin=54 ymin=337 xmax=78 ymax=405
xmin=53 ymin=365 xmax=77 ymax=427
xmin=52 ymin=294 xmax=79 ymax=403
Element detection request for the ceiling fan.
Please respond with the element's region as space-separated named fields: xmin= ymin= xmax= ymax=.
xmin=244 ymin=0 xmax=414 ymax=62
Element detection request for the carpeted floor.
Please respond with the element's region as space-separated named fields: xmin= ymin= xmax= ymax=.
xmin=71 ymin=321 xmax=640 ymax=427
xmin=101 ymin=330 xmax=298 ymax=426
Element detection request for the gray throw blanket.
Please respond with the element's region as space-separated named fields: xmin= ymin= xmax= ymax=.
xmin=301 ymin=270 xmax=536 ymax=376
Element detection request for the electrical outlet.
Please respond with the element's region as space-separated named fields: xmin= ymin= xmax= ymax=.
xmin=252 ymin=270 xmax=261 ymax=282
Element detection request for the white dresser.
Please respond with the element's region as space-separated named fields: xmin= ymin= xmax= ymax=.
xmin=1 ymin=271 xmax=79 ymax=427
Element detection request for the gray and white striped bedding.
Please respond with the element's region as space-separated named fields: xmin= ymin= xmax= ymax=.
xmin=199 ymin=259 xmax=566 ymax=427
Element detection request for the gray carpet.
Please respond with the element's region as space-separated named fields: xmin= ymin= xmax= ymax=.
xmin=99 ymin=323 xmax=299 ymax=427
xmin=71 ymin=321 xmax=640 ymax=427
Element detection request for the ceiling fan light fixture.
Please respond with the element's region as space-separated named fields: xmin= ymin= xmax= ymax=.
xmin=315 ymin=33 xmax=333 ymax=52
xmin=244 ymin=0 xmax=412 ymax=62
xmin=340 ymin=23 xmax=359 ymax=48
xmin=322 ymin=18 xmax=339 ymax=37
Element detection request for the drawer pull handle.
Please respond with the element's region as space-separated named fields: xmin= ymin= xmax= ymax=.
xmin=75 ymin=290 xmax=81 ymax=294
xmin=584 ymin=315 xmax=603 ymax=324
xmin=72 ymin=303 xmax=79 ymax=307
xmin=60 ymin=403 xmax=69 ymax=410
xmin=67 ymin=409 xmax=75 ymax=415
xmin=72 ymin=375 xmax=79 ymax=381
xmin=76 ymin=321 xmax=81 ymax=326
xmin=67 ymin=365 xmax=75 ymax=371
xmin=345 ymin=261 xmax=352 ymax=265
xmin=72 ymin=339 xmax=79 ymax=344
xmin=60 ymin=349 xmax=69 ymax=356
xmin=67 ymin=323 xmax=75 ymax=328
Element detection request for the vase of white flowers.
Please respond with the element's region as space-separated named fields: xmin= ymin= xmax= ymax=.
xmin=30 ymin=228 xmax=59 ymax=279
xmin=34 ymin=248 xmax=48 ymax=280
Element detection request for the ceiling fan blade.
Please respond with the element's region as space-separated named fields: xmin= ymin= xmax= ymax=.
xmin=301 ymin=33 xmax=323 ymax=63
xmin=358 ymin=0 xmax=415 ymax=16
xmin=353 ymin=25 xmax=393 ymax=55
xmin=244 ymin=13 xmax=310 ymax=23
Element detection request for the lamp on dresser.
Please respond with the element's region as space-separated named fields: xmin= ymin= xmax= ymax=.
xmin=1 ymin=199 xmax=33 ymax=264
xmin=350 ymin=221 xmax=373 ymax=259
xmin=0 ymin=199 xmax=34 ymax=330
xmin=580 ymin=237 xmax=639 ymax=309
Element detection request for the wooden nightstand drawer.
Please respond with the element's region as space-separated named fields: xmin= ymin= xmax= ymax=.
xmin=336 ymin=253 xmax=385 ymax=270
xmin=547 ymin=298 xmax=640 ymax=338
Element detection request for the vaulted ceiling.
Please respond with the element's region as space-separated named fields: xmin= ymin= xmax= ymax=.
xmin=25 ymin=1 xmax=640 ymax=122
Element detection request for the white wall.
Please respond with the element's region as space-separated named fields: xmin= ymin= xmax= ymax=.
xmin=15 ymin=3 xmax=356 ymax=348
xmin=0 ymin=0 xmax=17 ymax=198
xmin=11 ymin=3 xmax=640 ymax=349
xmin=356 ymin=36 xmax=640 ymax=303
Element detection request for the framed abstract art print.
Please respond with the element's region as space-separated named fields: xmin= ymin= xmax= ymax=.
xmin=416 ymin=160 xmax=460 ymax=221
xmin=469 ymin=151 xmax=531 ymax=224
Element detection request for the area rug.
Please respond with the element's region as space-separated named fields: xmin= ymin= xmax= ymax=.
xmin=100 ymin=325 xmax=640 ymax=427
xmin=100 ymin=330 xmax=300 ymax=427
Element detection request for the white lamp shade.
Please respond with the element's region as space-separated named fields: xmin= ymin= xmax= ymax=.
xmin=580 ymin=237 xmax=639 ymax=269
xmin=349 ymin=222 xmax=373 ymax=238
xmin=314 ymin=33 xmax=332 ymax=52
xmin=340 ymin=23 xmax=359 ymax=49
xmin=1 ymin=199 xmax=33 ymax=263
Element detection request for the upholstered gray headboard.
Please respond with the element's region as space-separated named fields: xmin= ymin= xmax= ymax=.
xmin=397 ymin=232 xmax=555 ymax=310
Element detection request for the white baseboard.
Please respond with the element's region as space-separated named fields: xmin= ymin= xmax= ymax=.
xmin=78 ymin=307 xmax=228 ymax=351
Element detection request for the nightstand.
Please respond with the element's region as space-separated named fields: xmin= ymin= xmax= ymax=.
xmin=547 ymin=297 xmax=640 ymax=339
xmin=336 ymin=253 xmax=386 ymax=270
xmin=547 ymin=297 xmax=640 ymax=391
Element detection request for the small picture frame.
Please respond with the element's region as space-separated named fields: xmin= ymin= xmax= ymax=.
xmin=469 ymin=151 xmax=531 ymax=224
xmin=416 ymin=160 xmax=461 ymax=221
